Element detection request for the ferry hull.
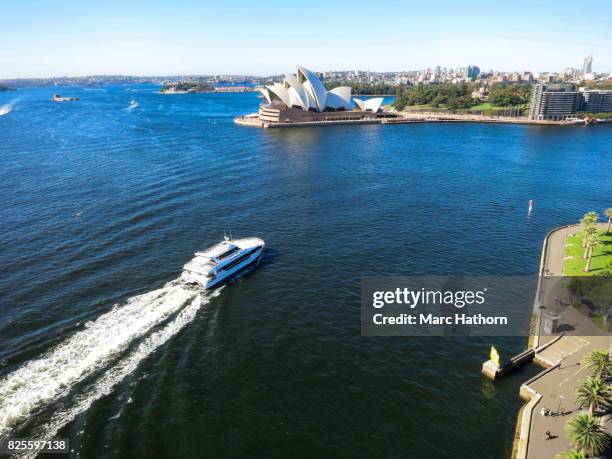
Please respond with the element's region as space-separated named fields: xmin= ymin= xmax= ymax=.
xmin=206 ymin=247 xmax=263 ymax=289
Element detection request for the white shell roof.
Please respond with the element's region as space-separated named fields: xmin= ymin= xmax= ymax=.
xmin=264 ymin=66 xmax=352 ymax=112
xmin=353 ymin=97 xmax=384 ymax=113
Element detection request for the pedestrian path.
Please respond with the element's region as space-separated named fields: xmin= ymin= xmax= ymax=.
xmin=522 ymin=223 xmax=611 ymax=458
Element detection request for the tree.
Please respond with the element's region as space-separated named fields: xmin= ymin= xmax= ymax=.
xmin=582 ymin=350 xmax=612 ymax=380
xmin=565 ymin=414 xmax=610 ymax=457
xmin=580 ymin=212 xmax=598 ymax=254
xmin=487 ymin=83 xmax=532 ymax=107
xmin=556 ymin=449 xmax=586 ymax=459
xmin=575 ymin=377 xmax=612 ymax=416
xmin=604 ymin=208 xmax=612 ymax=234
xmin=392 ymin=82 xmax=477 ymax=111
xmin=584 ymin=234 xmax=599 ymax=273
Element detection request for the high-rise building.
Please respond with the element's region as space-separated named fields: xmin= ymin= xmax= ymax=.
xmin=582 ymin=55 xmax=593 ymax=76
xmin=562 ymin=68 xmax=580 ymax=80
xmin=456 ymin=65 xmax=480 ymax=80
xmin=528 ymin=83 xmax=581 ymax=120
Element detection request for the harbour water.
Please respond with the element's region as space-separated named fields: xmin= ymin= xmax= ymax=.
xmin=0 ymin=86 xmax=611 ymax=458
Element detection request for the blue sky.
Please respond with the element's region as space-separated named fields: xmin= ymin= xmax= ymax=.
xmin=1 ymin=0 xmax=611 ymax=78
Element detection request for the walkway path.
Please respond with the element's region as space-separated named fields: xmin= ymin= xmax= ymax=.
xmin=523 ymin=224 xmax=611 ymax=459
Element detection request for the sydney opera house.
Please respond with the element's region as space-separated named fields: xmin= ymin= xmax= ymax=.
xmin=235 ymin=66 xmax=396 ymax=127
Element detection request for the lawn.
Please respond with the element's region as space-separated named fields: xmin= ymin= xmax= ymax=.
xmin=469 ymin=103 xmax=529 ymax=114
xmin=564 ymin=229 xmax=612 ymax=276
xmin=469 ymin=102 xmax=495 ymax=111
xmin=397 ymin=104 xmax=436 ymax=111
xmin=397 ymin=102 xmax=528 ymax=115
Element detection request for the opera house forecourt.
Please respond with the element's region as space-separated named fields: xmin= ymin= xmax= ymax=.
xmin=234 ymin=65 xmax=400 ymax=128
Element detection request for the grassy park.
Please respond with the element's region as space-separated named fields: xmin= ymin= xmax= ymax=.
xmin=564 ymin=230 xmax=612 ymax=276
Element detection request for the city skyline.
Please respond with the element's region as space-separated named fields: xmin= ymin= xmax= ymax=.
xmin=1 ymin=0 xmax=611 ymax=79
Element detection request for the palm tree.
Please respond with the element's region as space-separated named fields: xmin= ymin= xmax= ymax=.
xmin=556 ymin=449 xmax=586 ymax=459
xmin=582 ymin=223 xmax=595 ymax=259
xmin=575 ymin=377 xmax=612 ymax=416
xmin=565 ymin=414 xmax=610 ymax=457
xmin=584 ymin=234 xmax=599 ymax=272
xmin=580 ymin=216 xmax=590 ymax=249
xmin=582 ymin=350 xmax=612 ymax=380
xmin=604 ymin=208 xmax=612 ymax=234
xmin=585 ymin=211 xmax=599 ymax=223
xmin=581 ymin=212 xmax=599 ymax=250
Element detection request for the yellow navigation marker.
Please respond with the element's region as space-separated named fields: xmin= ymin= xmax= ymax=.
xmin=490 ymin=346 xmax=500 ymax=368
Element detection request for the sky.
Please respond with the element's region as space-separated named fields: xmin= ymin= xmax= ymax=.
xmin=1 ymin=0 xmax=611 ymax=79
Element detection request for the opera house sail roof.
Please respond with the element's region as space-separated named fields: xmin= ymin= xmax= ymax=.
xmin=261 ymin=66 xmax=355 ymax=112
xmin=237 ymin=65 xmax=395 ymax=128
xmin=353 ymin=97 xmax=384 ymax=113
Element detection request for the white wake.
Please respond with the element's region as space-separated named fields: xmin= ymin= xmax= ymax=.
xmin=0 ymin=98 xmax=19 ymax=116
xmin=25 ymin=289 xmax=220 ymax=458
xmin=0 ymin=282 xmax=208 ymax=438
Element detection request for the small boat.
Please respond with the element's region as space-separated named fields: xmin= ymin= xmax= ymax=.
xmin=52 ymin=94 xmax=79 ymax=102
xmin=180 ymin=236 xmax=265 ymax=288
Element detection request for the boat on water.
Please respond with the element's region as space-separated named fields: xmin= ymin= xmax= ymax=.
xmin=180 ymin=236 xmax=265 ymax=288
xmin=52 ymin=94 xmax=79 ymax=102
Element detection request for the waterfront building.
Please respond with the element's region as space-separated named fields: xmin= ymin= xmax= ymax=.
xmin=580 ymin=89 xmax=612 ymax=113
xmin=254 ymin=65 xmax=393 ymax=126
xmin=260 ymin=66 xmax=352 ymax=113
xmin=528 ymin=83 xmax=581 ymax=120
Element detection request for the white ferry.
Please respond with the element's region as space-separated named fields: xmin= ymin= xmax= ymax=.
xmin=180 ymin=236 xmax=265 ymax=289
xmin=52 ymin=94 xmax=80 ymax=102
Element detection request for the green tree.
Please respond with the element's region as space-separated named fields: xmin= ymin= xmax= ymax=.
xmin=580 ymin=212 xmax=599 ymax=254
xmin=565 ymin=414 xmax=609 ymax=456
xmin=392 ymin=82 xmax=477 ymax=111
xmin=487 ymin=83 xmax=532 ymax=107
xmin=556 ymin=449 xmax=586 ymax=459
xmin=575 ymin=377 xmax=612 ymax=416
xmin=582 ymin=350 xmax=612 ymax=380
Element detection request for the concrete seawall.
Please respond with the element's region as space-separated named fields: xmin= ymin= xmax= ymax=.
xmin=236 ymin=112 xmax=611 ymax=128
xmin=234 ymin=115 xmax=383 ymax=129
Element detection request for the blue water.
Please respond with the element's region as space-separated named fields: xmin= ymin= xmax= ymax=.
xmin=0 ymin=85 xmax=611 ymax=458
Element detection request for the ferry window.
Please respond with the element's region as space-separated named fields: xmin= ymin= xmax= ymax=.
xmin=222 ymin=248 xmax=256 ymax=271
xmin=217 ymin=246 xmax=240 ymax=260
